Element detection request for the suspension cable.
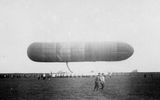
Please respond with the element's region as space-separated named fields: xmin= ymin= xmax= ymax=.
xmin=66 ymin=62 xmax=73 ymax=73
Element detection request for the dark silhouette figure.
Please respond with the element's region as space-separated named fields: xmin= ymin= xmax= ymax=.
xmin=94 ymin=73 xmax=101 ymax=91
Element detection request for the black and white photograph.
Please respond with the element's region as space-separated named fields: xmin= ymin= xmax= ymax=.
xmin=0 ymin=0 xmax=160 ymax=100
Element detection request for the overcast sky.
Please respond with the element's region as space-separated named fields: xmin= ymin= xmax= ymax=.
xmin=0 ymin=0 xmax=160 ymax=73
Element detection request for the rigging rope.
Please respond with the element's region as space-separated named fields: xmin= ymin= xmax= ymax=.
xmin=66 ymin=62 xmax=73 ymax=73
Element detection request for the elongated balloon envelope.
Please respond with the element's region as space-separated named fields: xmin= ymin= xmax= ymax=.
xmin=27 ymin=42 xmax=134 ymax=62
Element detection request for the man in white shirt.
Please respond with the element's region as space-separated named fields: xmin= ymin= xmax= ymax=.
xmin=100 ymin=73 xmax=105 ymax=90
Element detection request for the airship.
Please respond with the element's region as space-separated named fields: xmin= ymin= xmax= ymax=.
xmin=27 ymin=42 xmax=134 ymax=62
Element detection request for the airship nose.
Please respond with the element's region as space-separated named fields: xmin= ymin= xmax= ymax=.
xmin=116 ymin=42 xmax=134 ymax=61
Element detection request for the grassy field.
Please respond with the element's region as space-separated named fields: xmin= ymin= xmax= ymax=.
xmin=0 ymin=73 xmax=160 ymax=100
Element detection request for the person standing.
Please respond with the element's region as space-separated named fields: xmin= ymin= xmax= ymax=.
xmin=100 ymin=73 xmax=105 ymax=90
xmin=43 ymin=73 xmax=46 ymax=80
xmin=94 ymin=73 xmax=101 ymax=91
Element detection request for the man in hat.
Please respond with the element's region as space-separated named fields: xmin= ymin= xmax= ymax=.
xmin=94 ymin=73 xmax=101 ymax=91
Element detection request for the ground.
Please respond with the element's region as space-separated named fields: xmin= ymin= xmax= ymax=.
xmin=0 ymin=73 xmax=160 ymax=100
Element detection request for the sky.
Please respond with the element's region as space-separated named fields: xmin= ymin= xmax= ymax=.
xmin=0 ymin=0 xmax=160 ymax=73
